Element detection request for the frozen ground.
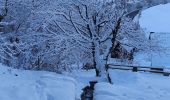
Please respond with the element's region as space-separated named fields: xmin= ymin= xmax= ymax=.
xmin=0 ymin=64 xmax=76 ymax=100
xmin=94 ymin=69 xmax=170 ymax=100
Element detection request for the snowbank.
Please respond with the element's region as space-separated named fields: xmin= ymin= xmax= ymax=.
xmin=0 ymin=64 xmax=76 ymax=100
xmin=94 ymin=69 xmax=170 ymax=100
xmin=139 ymin=3 xmax=170 ymax=33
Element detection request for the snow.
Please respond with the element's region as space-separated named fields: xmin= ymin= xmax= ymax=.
xmin=94 ymin=69 xmax=170 ymax=100
xmin=139 ymin=3 xmax=170 ymax=33
xmin=1 ymin=63 xmax=170 ymax=100
xmin=69 ymin=69 xmax=106 ymax=99
xmin=151 ymin=33 xmax=170 ymax=67
xmin=70 ymin=70 xmax=97 ymax=99
xmin=133 ymin=51 xmax=152 ymax=66
xmin=138 ymin=3 xmax=170 ymax=67
xmin=0 ymin=64 xmax=76 ymax=100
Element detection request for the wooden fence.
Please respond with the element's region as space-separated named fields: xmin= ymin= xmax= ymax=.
xmin=107 ymin=64 xmax=170 ymax=76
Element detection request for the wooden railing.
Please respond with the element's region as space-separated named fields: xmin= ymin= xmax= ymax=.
xmin=107 ymin=64 xmax=170 ymax=76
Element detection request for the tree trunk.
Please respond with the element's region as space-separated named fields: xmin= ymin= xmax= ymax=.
xmin=92 ymin=42 xmax=99 ymax=76
xmin=94 ymin=41 xmax=106 ymax=77
xmin=103 ymin=17 xmax=123 ymax=83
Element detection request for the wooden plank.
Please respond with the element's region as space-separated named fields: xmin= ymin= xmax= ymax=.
xmin=108 ymin=64 xmax=165 ymax=69
xmin=108 ymin=67 xmax=132 ymax=71
xmin=150 ymin=68 xmax=164 ymax=71
xmin=107 ymin=64 xmax=170 ymax=77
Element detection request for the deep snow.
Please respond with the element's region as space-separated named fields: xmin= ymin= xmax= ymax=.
xmin=1 ymin=63 xmax=170 ymax=100
xmin=0 ymin=64 xmax=76 ymax=100
xmin=94 ymin=69 xmax=170 ymax=100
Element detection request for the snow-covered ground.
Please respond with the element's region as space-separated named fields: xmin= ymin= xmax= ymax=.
xmin=0 ymin=64 xmax=104 ymax=100
xmin=68 ymin=70 xmax=98 ymax=99
xmin=68 ymin=69 xmax=106 ymax=99
xmin=138 ymin=3 xmax=170 ymax=67
xmin=1 ymin=63 xmax=170 ymax=100
xmin=0 ymin=64 xmax=76 ymax=100
xmin=94 ymin=69 xmax=170 ymax=100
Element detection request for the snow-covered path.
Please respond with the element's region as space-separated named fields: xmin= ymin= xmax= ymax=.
xmin=0 ymin=64 xmax=76 ymax=100
xmin=0 ymin=65 xmax=104 ymax=100
xmin=71 ymin=70 xmax=101 ymax=99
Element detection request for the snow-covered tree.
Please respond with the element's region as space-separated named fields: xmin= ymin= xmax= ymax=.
xmin=0 ymin=0 xmax=160 ymax=76
xmin=46 ymin=0 xmax=150 ymax=76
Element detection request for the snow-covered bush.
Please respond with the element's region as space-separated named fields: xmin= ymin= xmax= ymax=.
xmin=0 ymin=0 xmax=160 ymax=75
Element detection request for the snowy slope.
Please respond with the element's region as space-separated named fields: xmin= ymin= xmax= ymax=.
xmin=0 ymin=64 xmax=76 ymax=100
xmin=139 ymin=3 xmax=170 ymax=33
xmin=151 ymin=33 xmax=170 ymax=67
xmin=94 ymin=69 xmax=170 ymax=100
xmin=138 ymin=3 xmax=170 ymax=67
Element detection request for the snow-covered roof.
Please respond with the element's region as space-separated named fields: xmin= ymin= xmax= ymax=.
xmin=139 ymin=3 xmax=170 ymax=33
